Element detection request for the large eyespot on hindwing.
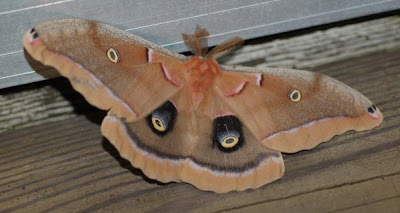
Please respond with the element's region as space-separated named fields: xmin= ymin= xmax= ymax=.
xmin=213 ymin=115 xmax=244 ymax=152
xmin=146 ymin=101 xmax=177 ymax=136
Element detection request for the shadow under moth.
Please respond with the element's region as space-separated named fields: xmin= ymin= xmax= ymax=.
xmin=23 ymin=19 xmax=383 ymax=193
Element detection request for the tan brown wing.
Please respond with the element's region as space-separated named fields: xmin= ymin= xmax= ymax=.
xmin=216 ymin=66 xmax=383 ymax=153
xmin=23 ymin=19 xmax=187 ymax=122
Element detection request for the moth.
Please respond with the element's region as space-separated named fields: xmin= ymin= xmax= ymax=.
xmin=23 ymin=19 xmax=383 ymax=193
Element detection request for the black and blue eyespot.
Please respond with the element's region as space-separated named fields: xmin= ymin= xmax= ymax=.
xmin=213 ymin=115 xmax=244 ymax=152
xmin=147 ymin=101 xmax=177 ymax=136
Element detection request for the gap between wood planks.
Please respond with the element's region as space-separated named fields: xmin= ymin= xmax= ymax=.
xmin=0 ymin=48 xmax=399 ymax=212
xmin=1 ymin=15 xmax=400 ymax=133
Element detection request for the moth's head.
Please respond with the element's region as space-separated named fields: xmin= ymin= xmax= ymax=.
xmin=182 ymin=26 xmax=244 ymax=59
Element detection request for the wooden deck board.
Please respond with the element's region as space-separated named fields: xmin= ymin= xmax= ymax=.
xmin=1 ymin=0 xmax=399 ymax=89
xmin=2 ymin=15 xmax=400 ymax=133
xmin=0 ymin=49 xmax=400 ymax=212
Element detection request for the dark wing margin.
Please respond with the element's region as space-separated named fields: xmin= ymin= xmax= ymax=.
xmin=101 ymin=112 xmax=284 ymax=193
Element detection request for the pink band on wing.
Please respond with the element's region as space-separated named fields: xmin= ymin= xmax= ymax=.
xmin=224 ymin=82 xmax=247 ymax=97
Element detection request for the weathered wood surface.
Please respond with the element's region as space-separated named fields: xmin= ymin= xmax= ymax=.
xmin=0 ymin=48 xmax=399 ymax=212
xmin=1 ymin=15 xmax=400 ymax=133
xmin=1 ymin=0 xmax=399 ymax=89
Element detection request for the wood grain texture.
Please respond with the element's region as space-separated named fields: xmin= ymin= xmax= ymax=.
xmin=1 ymin=0 xmax=399 ymax=89
xmin=221 ymin=15 xmax=400 ymax=68
xmin=0 ymin=49 xmax=399 ymax=212
xmin=1 ymin=15 xmax=400 ymax=133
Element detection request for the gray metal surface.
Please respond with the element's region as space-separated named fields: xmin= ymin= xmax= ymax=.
xmin=0 ymin=0 xmax=399 ymax=89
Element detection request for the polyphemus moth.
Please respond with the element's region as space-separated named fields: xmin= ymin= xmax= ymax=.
xmin=23 ymin=19 xmax=383 ymax=193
